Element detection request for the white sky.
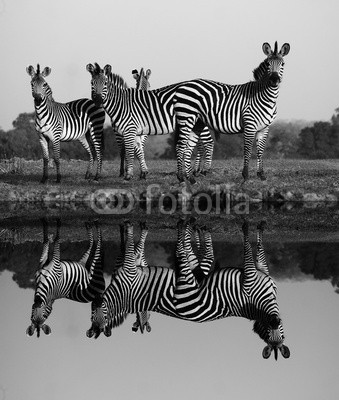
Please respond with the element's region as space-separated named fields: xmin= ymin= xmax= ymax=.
xmin=0 ymin=0 xmax=339 ymax=131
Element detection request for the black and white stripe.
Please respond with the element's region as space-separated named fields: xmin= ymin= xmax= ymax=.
xmin=114 ymin=68 xmax=152 ymax=179
xmin=173 ymin=42 xmax=290 ymax=182
xmin=26 ymin=219 xmax=105 ymax=337
xmin=86 ymin=63 xmax=214 ymax=181
xmin=87 ymin=220 xmax=290 ymax=359
xmin=26 ymin=64 xmax=105 ymax=183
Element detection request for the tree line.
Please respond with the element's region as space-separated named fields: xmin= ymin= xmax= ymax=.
xmin=1 ymin=109 xmax=339 ymax=160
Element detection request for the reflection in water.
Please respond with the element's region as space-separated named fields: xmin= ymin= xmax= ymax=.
xmin=26 ymin=219 xmax=105 ymax=337
xmin=87 ymin=219 xmax=290 ymax=360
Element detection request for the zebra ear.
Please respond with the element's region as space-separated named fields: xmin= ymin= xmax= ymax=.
xmin=280 ymin=344 xmax=290 ymax=358
xmin=41 ymin=67 xmax=51 ymax=78
xmin=132 ymin=69 xmax=139 ymax=81
xmin=26 ymin=65 xmax=36 ymax=77
xmin=262 ymin=345 xmax=272 ymax=359
xmin=262 ymin=43 xmax=272 ymax=56
xmin=42 ymin=324 xmax=51 ymax=335
xmin=86 ymin=63 xmax=95 ymax=75
xmin=103 ymin=65 xmax=112 ymax=76
xmin=146 ymin=69 xmax=151 ymax=79
xmin=86 ymin=327 xmax=95 ymax=338
xmin=26 ymin=324 xmax=35 ymax=336
xmin=279 ymin=43 xmax=290 ymax=57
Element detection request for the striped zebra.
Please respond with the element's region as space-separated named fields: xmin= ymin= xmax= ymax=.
xmin=87 ymin=220 xmax=290 ymax=360
xmin=26 ymin=64 xmax=105 ymax=183
xmin=173 ymin=42 xmax=290 ymax=182
xmin=86 ymin=63 xmax=213 ymax=182
xmin=115 ymin=68 xmax=152 ymax=179
xmin=26 ymin=219 xmax=105 ymax=337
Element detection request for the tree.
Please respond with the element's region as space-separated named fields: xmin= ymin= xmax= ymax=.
xmin=297 ymin=110 xmax=339 ymax=158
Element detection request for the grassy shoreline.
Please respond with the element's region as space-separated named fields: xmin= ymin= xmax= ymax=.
xmin=0 ymin=159 xmax=338 ymax=218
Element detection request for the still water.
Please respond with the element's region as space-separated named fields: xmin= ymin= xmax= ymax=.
xmin=0 ymin=213 xmax=338 ymax=400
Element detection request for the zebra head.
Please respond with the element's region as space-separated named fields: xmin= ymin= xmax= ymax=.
xmin=86 ymin=296 xmax=112 ymax=339
xmin=132 ymin=68 xmax=152 ymax=90
xmin=86 ymin=62 xmax=112 ymax=108
xmin=26 ymin=64 xmax=52 ymax=107
xmin=253 ymin=314 xmax=290 ymax=360
xmin=26 ymin=294 xmax=52 ymax=337
xmin=256 ymin=42 xmax=290 ymax=87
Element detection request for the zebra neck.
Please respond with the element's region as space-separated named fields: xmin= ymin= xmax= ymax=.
xmin=34 ymin=96 xmax=56 ymax=119
xmin=251 ymin=79 xmax=280 ymax=97
xmin=104 ymin=85 xmax=127 ymax=117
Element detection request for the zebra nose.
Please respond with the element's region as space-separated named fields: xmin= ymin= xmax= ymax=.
xmin=269 ymin=315 xmax=281 ymax=329
xmin=92 ymin=95 xmax=103 ymax=107
xmin=269 ymin=73 xmax=280 ymax=86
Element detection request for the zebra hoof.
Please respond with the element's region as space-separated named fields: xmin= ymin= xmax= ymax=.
xmin=40 ymin=178 xmax=48 ymax=184
xmin=242 ymin=220 xmax=249 ymax=235
xmin=139 ymin=171 xmax=148 ymax=180
xmin=242 ymin=168 xmax=249 ymax=181
xmin=189 ymin=176 xmax=197 ymax=185
xmin=257 ymin=172 xmax=267 ymax=181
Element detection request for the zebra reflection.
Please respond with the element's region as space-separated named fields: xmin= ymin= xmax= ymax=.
xmin=87 ymin=220 xmax=290 ymax=360
xmin=26 ymin=219 xmax=105 ymax=337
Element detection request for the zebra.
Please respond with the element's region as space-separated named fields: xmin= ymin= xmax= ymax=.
xmin=86 ymin=63 xmax=214 ymax=182
xmin=87 ymin=220 xmax=290 ymax=360
xmin=115 ymin=68 xmax=152 ymax=179
xmin=173 ymin=41 xmax=290 ymax=182
xmin=26 ymin=64 xmax=105 ymax=183
xmin=26 ymin=219 xmax=105 ymax=337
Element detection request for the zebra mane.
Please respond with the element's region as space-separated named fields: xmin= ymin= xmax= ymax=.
xmin=109 ymin=72 xmax=129 ymax=90
xmin=252 ymin=60 xmax=269 ymax=81
xmin=36 ymin=64 xmax=41 ymax=75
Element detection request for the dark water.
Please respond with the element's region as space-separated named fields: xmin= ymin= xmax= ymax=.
xmin=0 ymin=214 xmax=338 ymax=400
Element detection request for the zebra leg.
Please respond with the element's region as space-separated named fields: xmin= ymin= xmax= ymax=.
xmin=256 ymin=127 xmax=269 ymax=181
xmin=199 ymin=227 xmax=214 ymax=276
xmin=241 ymin=220 xmax=258 ymax=295
xmin=123 ymin=132 xmax=136 ymax=180
xmin=184 ymin=131 xmax=200 ymax=184
xmin=39 ymin=135 xmax=49 ymax=184
xmin=78 ymin=136 xmax=95 ymax=180
xmin=122 ymin=221 xmax=138 ymax=279
xmin=134 ymin=221 xmax=148 ymax=267
xmin=256 ymin=221 xmax=269 ymax=275
xmin=80 ymin=221 xmax=105 ymax=301
xmin=52 ymin=139 xmax=62 ymax=183
xmin=193 ymin=139 xmax=204 ymax=176
xmin=175 ymin=221 xmax=197 ymax=288
xmin=114 ymin=132 xmax=125 ymax=177
xmin=78 ymin=221 xmax=95 ymax=265
xmin=135 ymin=135 xmax=149 ymax=180
xmin=175 ymin=116 xmax=196 ymax=183
xmin=201 ymin=131 xmax=214 ymax=175
xmin=194 ymin=225 xmax=214 ymax=279
xmin=92 ymin=132 xmax=103 ymax=182
xmin=242 ymin=127 xmax=256 ymax=181
xmin=175 ymin=137 xmax=186 ymax=183
xmin=39 ymin=218 xmax=51 ymax=267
